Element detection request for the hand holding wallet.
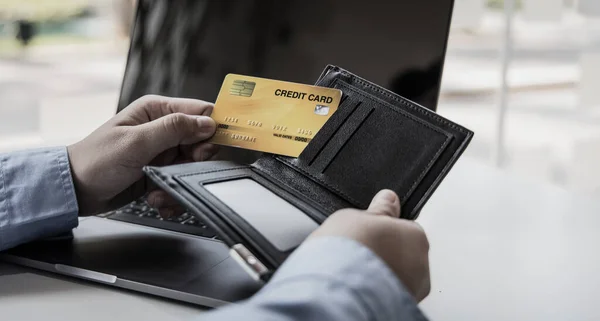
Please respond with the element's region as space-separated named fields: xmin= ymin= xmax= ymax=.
xmin=143 ymin=65 xmax=474 ymax=281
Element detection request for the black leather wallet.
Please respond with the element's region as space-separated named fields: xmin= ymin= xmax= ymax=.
xmin=143 ymin=65 xmax=473 ymax=282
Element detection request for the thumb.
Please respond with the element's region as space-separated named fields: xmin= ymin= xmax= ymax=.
xmin=138 ymin=113 xmax=216 ymax=155
xmin=367 ymin=189 xmax=400 ymax=218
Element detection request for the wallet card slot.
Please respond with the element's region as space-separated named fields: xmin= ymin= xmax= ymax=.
xmin=338 ymin=93 xmax=349 ymax=108
xmin=252 ymin=157 xmax=354 ymax=215
xmin=316 ymin=105 xmax=375 ymax=173
xmin=310 ymin=66 xmax=474 ymax=219
xmin=309 ymin=101 xmax=363 ymax=167
xmin=299 ymin=95 xmax=362 ymax=165
xmin=276 ymin=80 xmax=453 ymax=210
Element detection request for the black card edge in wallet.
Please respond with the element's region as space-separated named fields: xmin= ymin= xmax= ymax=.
xmin=143 ymin=65 xmax=474 ymax=282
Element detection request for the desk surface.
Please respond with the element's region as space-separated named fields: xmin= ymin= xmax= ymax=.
xmin=2 ymin=158 xmax=599 ymax=321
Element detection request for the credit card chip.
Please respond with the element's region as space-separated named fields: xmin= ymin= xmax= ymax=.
xmin=230 ymin=80 xmax=256 ymax=97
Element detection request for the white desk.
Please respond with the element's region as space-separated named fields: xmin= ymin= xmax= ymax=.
xmin=1 ymin=158 xmax=600 ymax=320
xmin=0 ymin=263 xmax=202 ymax=320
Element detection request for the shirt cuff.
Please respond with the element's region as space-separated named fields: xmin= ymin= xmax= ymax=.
xmin=0 ymin=146 xmax=79 ymax=250
xmin=261 ymin=237 xmax=428 ymax=321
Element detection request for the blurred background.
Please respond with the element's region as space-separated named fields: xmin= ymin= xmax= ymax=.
xmin=1 ymin=0 xmax=600 ymax=197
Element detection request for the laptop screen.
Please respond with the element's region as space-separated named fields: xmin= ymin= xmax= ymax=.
xmin=117 ymin=0 xmax=455 ymax=113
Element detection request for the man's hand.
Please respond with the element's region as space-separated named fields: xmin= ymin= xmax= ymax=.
xmin=67 ymin=95 xmax=218 ymax=216
xmin=309 ymin=190 xmax=431 ymax=302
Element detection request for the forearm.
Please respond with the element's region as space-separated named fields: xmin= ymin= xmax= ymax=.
xmin=200 ymin=237 xmax=428 ymax=321
xmin=0 ymin=147 xmax=79 ymax=251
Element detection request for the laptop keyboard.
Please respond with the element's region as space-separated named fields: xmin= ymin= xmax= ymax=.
xmin=103 ymin=198 xmax=219 ymax=239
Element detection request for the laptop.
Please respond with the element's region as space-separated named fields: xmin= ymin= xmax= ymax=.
xmin=2 ymin=0 xmax=456 ymax=307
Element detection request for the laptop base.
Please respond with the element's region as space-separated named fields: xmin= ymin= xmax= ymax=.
xmin=2 ymin=217 xmax=261 ymax=307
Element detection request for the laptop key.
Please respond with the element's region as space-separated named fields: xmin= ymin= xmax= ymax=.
xmin=176 ymin=213 xmax=191 ymax=223
xmin=106 ymin=206 xmax=219 ymax=239
xmin=184 ymin=218 xmax=199 ymax=226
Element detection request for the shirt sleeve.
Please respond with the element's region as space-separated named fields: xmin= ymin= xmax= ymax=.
xmin=199 ymin=237 xmax=428 ymax=321
xmin=0 ymin=147 xmax=79 ymax=251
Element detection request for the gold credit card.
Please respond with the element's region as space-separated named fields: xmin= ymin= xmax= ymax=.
xmin=208 ymin=74 xmax=342 ymax=157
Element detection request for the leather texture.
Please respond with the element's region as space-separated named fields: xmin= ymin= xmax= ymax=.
xmin=143 ymin=65 xmax=474 ymax=275
xmin=268 ymin=65 xmax=473 ymax=219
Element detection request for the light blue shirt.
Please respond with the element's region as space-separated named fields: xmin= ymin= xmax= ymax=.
xmin=0 ymin=146 xmax=427 ymax=321
xmin=0 ymin=147 xmax=78 ymax=250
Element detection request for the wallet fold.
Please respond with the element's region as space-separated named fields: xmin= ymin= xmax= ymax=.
xmin=143 ymin=65 xmax=473 ymax=281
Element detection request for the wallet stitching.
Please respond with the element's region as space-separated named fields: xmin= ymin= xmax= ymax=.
xmin=278 ymin=80 xmax=451 ymax=203
xmin=330 ymin=67 xmax=474 ymax=217
xmin=275 ymin=156 xmax=362 ymax=207
xmin=341 ymin=71 xmax=469 ymax=134
xmin=308 ymin=100 xmax=363 ymax=166
xmin=252 ymin=164 xmax=337 ymax=216
xmin=177 ymin=166 xmax=249 ymax=178
xmin=201 ymin=173 xmax=249 ymax=184
xmin=334 ymin=82 xmax=453 ymax=199
xmin=336 ymin=80 xmax=448 ymax=137
xmin=321 ymin=106 xmax=374 ymax=174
